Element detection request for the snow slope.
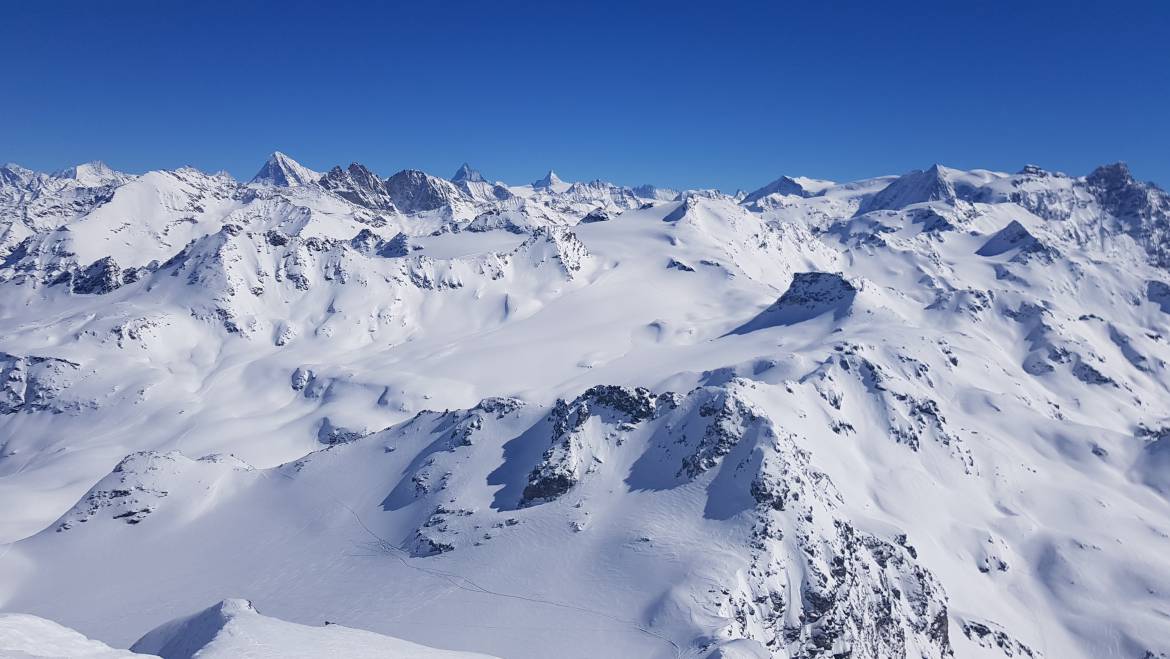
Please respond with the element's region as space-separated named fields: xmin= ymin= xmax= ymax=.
xmin=0 ymin=613 xmax=152 ymax=658
xmin=0 ymin=599 xmax=497 ymax=659
xmin=130 ymin=598 xmax=499 ymax=659
xmin=1 ymin=154 xmax=1170 ymax=659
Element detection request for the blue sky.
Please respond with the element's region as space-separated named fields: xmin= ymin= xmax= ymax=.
xmin=2 ymin=0 xmax=1167 ymax=191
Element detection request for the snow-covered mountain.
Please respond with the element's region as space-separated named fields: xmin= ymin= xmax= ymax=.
xmin=1 ymin=153 xmax=1169 ymax=659
xmin=249 ymin=151 xmax=321 ymax=187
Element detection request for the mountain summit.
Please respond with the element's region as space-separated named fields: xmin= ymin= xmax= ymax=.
xmin=532 ymin=169 xmax=564 ymax=188
xmin=249 ymin=151 xmax=321 ymax=187
xmin=451 ymin=162 xmax=486 ymax=183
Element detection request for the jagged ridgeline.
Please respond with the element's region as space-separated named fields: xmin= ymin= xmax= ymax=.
xmin=1 ymin=155 xmax=1169 ymax=659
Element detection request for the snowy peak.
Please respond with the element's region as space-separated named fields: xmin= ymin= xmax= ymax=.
xmin=858 ymin=164 xmax=959 ymax=213
xmin=249 ymin=151 xmax=320 ymax=187
xmin=742 ymin=174 xmax=833 ymax=204
xmin=532 ymin=169 xmax=564 ymax=188
xmin=631 ymin=183 xmax=679 ymax=201
xmin=52 ymin=160 xmax=130 ymax=188
xmin=451 ymin=162 xmax=486 ymax=183
xmin=131 ymin=598 xmax=255 ymax=657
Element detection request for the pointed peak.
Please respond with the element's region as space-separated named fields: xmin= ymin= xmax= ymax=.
xmin=451 ymin=162 xmax=485 ymax=183
xmin=533 ymin=169 xmax=564 ymax=188
xmin=249 ymin=151 xmax=320 ymax=187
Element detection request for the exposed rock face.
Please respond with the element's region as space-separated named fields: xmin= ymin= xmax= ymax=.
xmin=510 ymin=226 xmax=590 ymax=278
xmin=0 ymin=352 xmax=82 ymax=414
xmin=519 ymin=381 xmax=955 ymax=658
xmin=348 ymin=229 xmax=414 ymax=258
xmin=318 ymin=163 xmax=397 ymax=211
xmin=732 ymin=272 xmax=857 ymax=332
xmin=522 ymin=385 xmax=671 ymax=504
xmin=1086 ymin=162 xmax=1170 ymax=267
xmin=316 ymin=417 xmax=367 ymax=445
xmin=1148 ymin=280 xmax=1170 ymax=313
xmin=976 ymin=220 xmax=1058 ymax=263
xmin=71 ymin=256 xmax=125 ymax=294
xmin=385 ymin=169 xmax=465 ymax=213
xmin=578 ymin=207 xmax=610 ymax=223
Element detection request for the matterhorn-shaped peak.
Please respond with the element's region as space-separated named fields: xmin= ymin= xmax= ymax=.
xmin=451 ymin=162 xmax=486 ymax=183
xmin=533 ymin=169 xmax=565 ymax=188
xmin=249 ymin=151 xmax=320 ymax=187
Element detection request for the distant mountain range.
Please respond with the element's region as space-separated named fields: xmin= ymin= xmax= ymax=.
xmin=1 ymin=152 xmax=1169 ymax=659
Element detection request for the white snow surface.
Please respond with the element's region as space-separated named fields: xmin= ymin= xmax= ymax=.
xmin=0 ymin=599 xmax=496 ymax=659
xmin=0 ymin=613 xmax=153 ymax=658
xmin=129 ymin=598 xmax=499 ymax=659
xmin=1 ymin=154 xmax=1169 ymax=659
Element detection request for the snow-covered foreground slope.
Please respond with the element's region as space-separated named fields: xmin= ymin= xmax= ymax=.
xmin=2 ymin=155 xmax=1170 ymax=658
xmin=0 ymin=599 xmax=497 ymax=658
xmin=0 ymin=613 xmax=151 ymax=658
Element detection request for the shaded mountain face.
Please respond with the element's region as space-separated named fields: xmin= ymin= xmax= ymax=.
xmin=856 ymin=164 xmax=982 ymax=213
xmin=317 ymin=163 xmax=397 ymax=211
xmin=741 ymin=175 xmax=834 ymax=204
xmin=532 ymin=169 xmax=564 ymax=188
xmin=385 ymin=169 xmax=466 ymax=213
xmin=1085 ymin=162 xmax=1170 ymax=266
xmin=249 ymin=152 xmax=320 ymax=187
xmin=2 ymin=157 xmax=1170 ymax=659
xmin=451 ymin=162 xmax=486 ymax=183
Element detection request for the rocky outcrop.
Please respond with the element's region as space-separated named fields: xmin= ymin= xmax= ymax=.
xmin=0 ymin=352 xmax=83 ymax=414
xmin=509 ymin=226 xmax=590 ymax=278
xmin=54 ymin=451 xmax=252 ymax=532
xmin=71 ymin=256 xmax=125 ymax=294
xmin=578 ymin=207 xmax=610 ymax=223
xmin=318 ymin=163 xmax=397 ymax=211
xmin=522 ymin=385 xmax=672 ymax=504
xmin=731 ymin=272 xmax=857 ymax=332
xmin=977 ymin=220 xmax=1058 ymax=263
xmin=1086 ymin=162 xmax=1170 ymax=268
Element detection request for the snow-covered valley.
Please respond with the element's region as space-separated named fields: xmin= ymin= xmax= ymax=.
xmin=1 ymin=155 xmax=1168 ymax=658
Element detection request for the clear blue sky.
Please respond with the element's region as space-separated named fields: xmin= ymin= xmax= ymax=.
xmin=2 ymin=0 xmax=1167 ymax=191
